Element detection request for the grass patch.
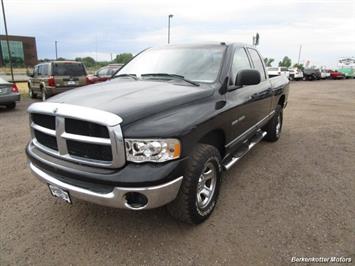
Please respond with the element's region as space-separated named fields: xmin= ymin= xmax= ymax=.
xmin=16 ymin=82 xmax=29 ymax=96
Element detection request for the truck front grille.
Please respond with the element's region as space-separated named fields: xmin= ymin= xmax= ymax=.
xmin=31 ymin=113 xmax=56 ymax=129
xmin=28 ymin=102 xmax=125 ymax=168
xmin=34 ymin=129 xmax=58 ymax=151
xmin=65 ymin=118 xmax=109 ymax=138
xmin=67 ymin=140 xmax=113 ymax=161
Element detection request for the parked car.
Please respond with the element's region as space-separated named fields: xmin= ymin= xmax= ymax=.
xmin=26 ymin=43 xmax=289 ymax=224
xmin=28 ymin=61 xmax=88 ymax=101
xmin=87 ymin=64 xmax=124 ymax=84
xmin=267 ymin=67 xmax=290 ymax=79
xmin=288 ymin=68 xmax=303 ymax=80
xmin=327 ymin=69 xmax=345 ymax=79
xmin=303 ymin=68 xmax=321 ymax=80
xmin=0 ymin=77 xmax=20 ymax=109
xmin=320 ymin=69 xmax=331 ymax=79
xmin=338 ymin=67 xmax=355 ymax=79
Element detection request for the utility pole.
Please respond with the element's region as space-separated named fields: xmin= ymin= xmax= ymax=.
xmin=297 ymin=44 xmax=302 ymax=65
xmin=1 ymin=0 xmax=14 ymax=82
xmin=168 ymin=14 xmax=173 ymax=44
xmin=55 ymin=40 xmax=58 ymax=59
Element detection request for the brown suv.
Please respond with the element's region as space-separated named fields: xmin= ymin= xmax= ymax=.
xmin=28 ymin=61 xmax=88 ymax=101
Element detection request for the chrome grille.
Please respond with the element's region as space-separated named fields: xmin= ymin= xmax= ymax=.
xmin=28 ymin=102 xmax=125 ymax=168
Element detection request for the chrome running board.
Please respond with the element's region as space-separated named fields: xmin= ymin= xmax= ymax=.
xmin=223 ymin=130 xmax=267 ymax=170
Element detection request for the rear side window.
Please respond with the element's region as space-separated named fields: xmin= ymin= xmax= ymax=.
xmin=231 ymin=48 xmax=251 ymax=82
xmin=42 ymin=64 xmax=49 ymax=75
xmin=248 ymin=49 xmax=266 ymax=81
xmin=52 ymin=63 xmax=86 ymax=76
xmin=281 ymin=67 xmax=288 ymax=71
xmin=97 ymin=68 xmax=109 ymax=77
xmin=38 ymin=64 xmax=48 ymax=76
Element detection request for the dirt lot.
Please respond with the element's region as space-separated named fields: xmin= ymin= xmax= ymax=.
xmin=1 ymin=80 xmax=354 ymax=265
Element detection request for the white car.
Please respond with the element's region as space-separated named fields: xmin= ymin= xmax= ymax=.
xmin=320 ymin=69 xmax=331 ymax=79
xmin=288 ymin=68 xmax=304 ymax=80
xmin=267 ymin=67 xmax=290 ymax=79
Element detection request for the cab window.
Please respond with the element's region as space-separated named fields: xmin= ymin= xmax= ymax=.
xmin=231 ymin=48 xmax=251 ymax=84
xmin=248 ymin=49 xmax=267 ymax=81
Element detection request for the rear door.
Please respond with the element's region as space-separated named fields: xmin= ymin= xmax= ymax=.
xmin=52 ymin=62 xmax=87 ymax=87
xmin=31 ymin=65 xmax=40 ymax=91
xmin=246 ymin=48 xmax=273 ymax=122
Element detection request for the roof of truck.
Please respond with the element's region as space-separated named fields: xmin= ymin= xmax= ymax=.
xmin=156 ymin=42 xmax=254 ymax=49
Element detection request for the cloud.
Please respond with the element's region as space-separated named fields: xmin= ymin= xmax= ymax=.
xmin=3 ymin=0 xmax=354 ymax=67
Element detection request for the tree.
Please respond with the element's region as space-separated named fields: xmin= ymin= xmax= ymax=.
xmin=278 ymin=56 xmax=292 ymax=68
xmin=75 ymin=56 xmax=96 ymax=67
xmin=293 ymin=63 xmax=304 ymax=71
xmin=264 ymin=57 xmax=274 ymax=67
xmin=115 ymin=53 xmax=133 ymax=64
xmin=82 ymin=57 xmax=96 ymax=67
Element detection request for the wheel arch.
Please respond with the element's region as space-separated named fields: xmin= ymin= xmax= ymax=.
xmin=198 ymin=129 xmax=226 ymax=158
xmin=278 ymin=94 xmax=286 ymax=108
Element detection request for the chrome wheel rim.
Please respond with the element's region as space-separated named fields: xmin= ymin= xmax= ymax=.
xmin=196 ymin=161 xmax=217 ymax=209
xmin=276 ymin=114 xmax=281 ymax=136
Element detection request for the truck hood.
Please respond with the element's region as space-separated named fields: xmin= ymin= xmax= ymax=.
xmin=48 ymin=79 xmax=214 ymax=125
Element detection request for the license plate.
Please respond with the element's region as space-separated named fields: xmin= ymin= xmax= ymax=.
xmin=48 ymin=184 xmax=71 ymax=204
xmin=67 ymin=81 xmax=76 ymax=85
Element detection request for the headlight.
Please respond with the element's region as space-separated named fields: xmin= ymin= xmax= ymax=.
xmin=125 ymin=138 xmax=181 ymax=163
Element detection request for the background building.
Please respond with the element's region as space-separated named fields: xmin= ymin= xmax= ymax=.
xmin=0 ymin=35 xmax=38 ymax=67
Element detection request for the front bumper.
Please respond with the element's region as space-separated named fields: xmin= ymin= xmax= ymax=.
xmin=30 ymin=162 xmax=183 ymax=210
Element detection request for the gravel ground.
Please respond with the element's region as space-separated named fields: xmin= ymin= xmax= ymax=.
xmin=1 ymin=80 xmax=354 ymax=265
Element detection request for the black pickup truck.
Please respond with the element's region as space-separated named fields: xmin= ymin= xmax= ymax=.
xmin=26 ymin=43 xmax=289 ymax=224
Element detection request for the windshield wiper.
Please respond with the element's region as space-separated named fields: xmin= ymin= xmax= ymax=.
xmin=113 ymin=73 xmax=138 ymax=80
xmin=141 ymin=73 xmax=200 ymax=86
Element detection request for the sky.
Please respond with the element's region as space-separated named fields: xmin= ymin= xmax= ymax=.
xmin=1 ymin=0 xmax=354 ymax=68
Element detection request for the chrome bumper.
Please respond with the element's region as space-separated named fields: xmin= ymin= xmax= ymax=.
xmin=30 ymin=163 xmax=183 ymax=210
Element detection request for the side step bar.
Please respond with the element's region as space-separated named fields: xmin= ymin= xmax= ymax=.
xmin=223 ymin=130 xmax=267 ymax=170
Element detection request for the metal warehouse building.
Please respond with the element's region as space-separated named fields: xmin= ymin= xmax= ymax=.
xmin=0 ymin=34 xmax=38 ymax=67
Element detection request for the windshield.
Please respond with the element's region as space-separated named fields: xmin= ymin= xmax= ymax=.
xmin=116 ymin=46 xmax=225 ymax=83
xmin=52 ymin=63 xmax=86 ymax=76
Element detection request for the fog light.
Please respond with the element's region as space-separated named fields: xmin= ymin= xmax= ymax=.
xmin=124 ymin=192 xmax=148 ymax=209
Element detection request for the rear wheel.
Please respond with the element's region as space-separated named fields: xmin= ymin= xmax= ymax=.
xmin=6 ymin=102 xmax=16 ymax=110
xmin=264 ymin=105 xmax=283 ymax=142
xmin=167 ymin=144 xmax=222 ymax=224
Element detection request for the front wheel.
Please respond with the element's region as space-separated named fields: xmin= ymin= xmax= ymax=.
xmin=264 ymin=105 xmax=283 ymax=142
xmin=167 ymin=144 xmax=222 ymax=224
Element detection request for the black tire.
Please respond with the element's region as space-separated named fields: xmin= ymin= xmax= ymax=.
xmin=6 ymin=102 xmax=16 ymax=110
xmin=167 ymin=144 xmax=222 ymax=224
xmin=264 ymin=105 xmax=283 ymax=142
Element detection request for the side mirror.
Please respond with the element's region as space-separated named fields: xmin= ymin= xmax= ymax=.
xmin=235 ymin=69 xmax=261 ymax=86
